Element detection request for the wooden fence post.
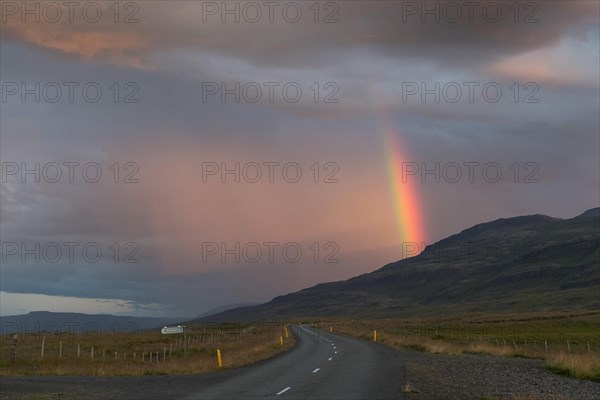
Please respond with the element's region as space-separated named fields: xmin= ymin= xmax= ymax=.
xmin=11 ymin=334 xmax=17 ymax=361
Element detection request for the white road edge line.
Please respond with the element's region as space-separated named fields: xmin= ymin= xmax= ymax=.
xmin=312 ymin=368 xmax=320 ymax=373
xmin=277 ymin=387 xmax=292 ymax=396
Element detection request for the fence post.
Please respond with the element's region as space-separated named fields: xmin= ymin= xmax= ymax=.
xmin=77 ymin=343 xmax=81 ymax=358
xmin=40 ymin=336 xmax=45 ymax=359
xmin=59 ymin=340 xmax=62 ymax=358
xmin=91 ymin=347 xmax=94 ymax=359
xmin=545 ymin=340 xmax=548 ymax=352
xmin=163 ymin=347 xmax=166 ymax=363
xmin=587 ymin=342 xmax=591 ymax=353
xmin=567 ymin=340 xmax=571 ymax=353
xmin=184 ymin=328 xmax=188 ymax=359
xmin=11 ymin=334 xmax=17 ymax=361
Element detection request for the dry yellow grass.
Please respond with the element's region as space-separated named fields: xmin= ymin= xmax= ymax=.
xmin=401 ymin=381 xmax=419 ymax=394
xmin=0 ymin=324 xmax=295 ymax=376
xmin=546 ymin=351 xmax=600 ymax=381
xmin=328 ymin=311 xmax=600 ymax=382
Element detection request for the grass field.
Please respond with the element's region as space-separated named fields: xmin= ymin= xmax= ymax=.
xmin=2 ymin=311 xmax=598 ymax=382
xmin=314 ymin=310 xmax=600 ymax=382
xmin=0 ymin=323 xmax=294 ymax=376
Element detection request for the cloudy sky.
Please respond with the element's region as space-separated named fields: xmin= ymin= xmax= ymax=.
xmin=1 ymin=1 xmax=598 ymax=317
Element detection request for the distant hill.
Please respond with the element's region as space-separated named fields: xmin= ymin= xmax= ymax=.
xmin=577 ymin=207 xmax=600 ymax=218
xmin=195 ymin=303 xmax=261 ymax=319
xmin=0 ymin=311 xmax=185 ymax=334
xmin=199 ymin=209 xmax=600 ymax=322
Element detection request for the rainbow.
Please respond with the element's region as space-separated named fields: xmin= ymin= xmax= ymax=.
xmin=380 ymin=117 xmax=427 ymax=255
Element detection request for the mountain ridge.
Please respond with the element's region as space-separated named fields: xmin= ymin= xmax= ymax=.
xmin=0 ymin=311 xmax=186 ymax=333
xmin=197 ymin=209 xmax=599 ymax=323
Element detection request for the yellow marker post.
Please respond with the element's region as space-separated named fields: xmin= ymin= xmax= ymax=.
xmin=280 ymin=336 xmax=284 ymax=346
xmin=217 ymin=349 xmax=222 ymax=368
xmin=285 ymin=326 xmax=289 ymax=338
xmin=330 ymin=326 xmax=333 ymax=333
xmin=373 ymin=330 xmax=377 ymax=342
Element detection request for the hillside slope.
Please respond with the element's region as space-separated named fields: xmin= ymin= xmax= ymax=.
xmin=199 ymin=209 xmax=600 ymax=322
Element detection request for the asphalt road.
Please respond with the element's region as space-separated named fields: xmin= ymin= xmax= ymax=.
xmin=2 ymin=325 xmax=598 ymax=399
xmin=185 ymin=325 xmax=405 ymax=400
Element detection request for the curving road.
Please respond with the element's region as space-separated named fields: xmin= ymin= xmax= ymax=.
xmin=0 ymin=325 xmax=407 ymax=400
xmin=185 ymin=325 xmax=405 ymax=400
xmin=3 ymin=325 xmax=597 ymax=399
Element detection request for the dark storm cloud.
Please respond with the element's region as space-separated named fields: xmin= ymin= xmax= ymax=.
xmin=2 ymin=1 xmax=596 ymax=68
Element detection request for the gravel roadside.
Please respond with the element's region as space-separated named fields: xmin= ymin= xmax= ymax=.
xmin=398 ymin=350 xmax=599 ymax=399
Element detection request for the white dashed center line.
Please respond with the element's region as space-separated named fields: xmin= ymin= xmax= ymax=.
xmin=312 ymin=368 xmax=320 ymax=373
xmin=277 ymin=387 xmax=291 ymax=395
xmin=328 ymin=357 xmax=332 ymax=361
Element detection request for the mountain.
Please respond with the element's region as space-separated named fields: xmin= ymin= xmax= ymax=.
xmin=198 ymin=209 xmax=600 ymax=322
xmin=577 ymin=207 xmax=600 ymax=218
xmin=0 ymin=311 xmax=185 ymax=334
xmin=195 ymin=303 xmax=260 ymax=319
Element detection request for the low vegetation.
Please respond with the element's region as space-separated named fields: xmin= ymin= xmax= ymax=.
xmin=402 ymin=381 xmax=419 ymax=394
xmin=0 ymin=323 xmax=294 ymax=376
xmin=316 ymin=310 xmax=600 ymax=382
